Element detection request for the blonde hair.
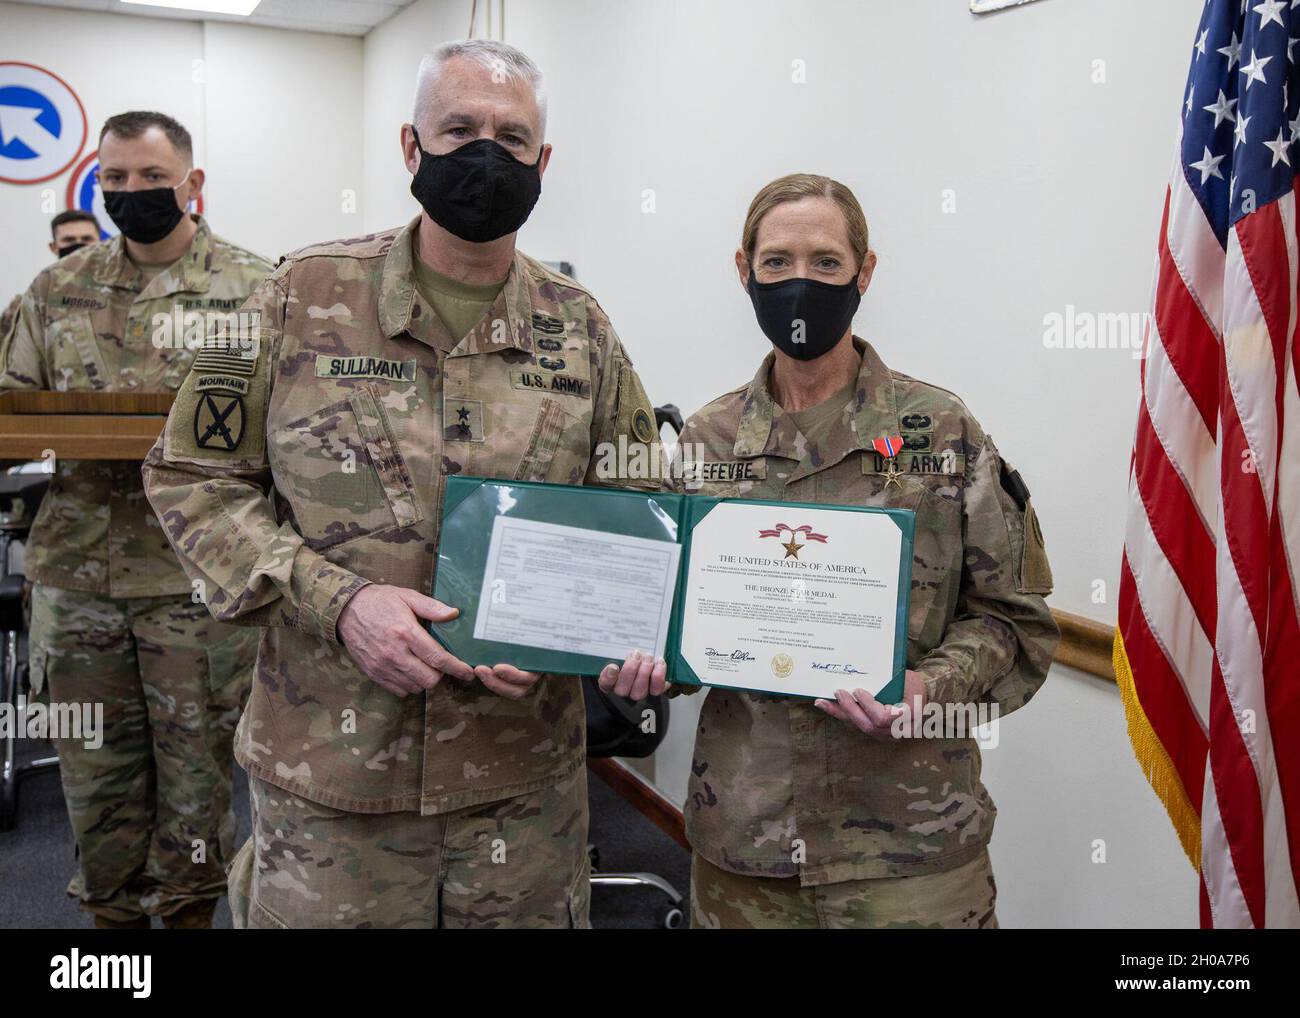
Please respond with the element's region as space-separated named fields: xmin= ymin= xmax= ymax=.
xmin=741 ymin=173 xmax=869 ymax=267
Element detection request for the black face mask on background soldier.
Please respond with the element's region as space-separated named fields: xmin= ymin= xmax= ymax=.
xmin=102 ymin=173 xmax=190 ymax=245
xmin=56 ymin=242 xmax=91 ymax=259
xmin=409 ymin=128 xmax=542 ymax=243
xmin=746 ymin=269 xmax=862 ymax=361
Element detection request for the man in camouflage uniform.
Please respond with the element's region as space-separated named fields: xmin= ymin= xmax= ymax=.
xmin=0 ymin=211 xmax=103 ymax=342
xmin=604 ymin=175 xmax=1058 ymax=928
xmin=0 ymin=112 xmax=269 ymax=928
xmin=142 ymin=40 xmax=659 ymax=929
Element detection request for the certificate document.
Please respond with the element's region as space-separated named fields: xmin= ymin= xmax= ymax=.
xmin=431 ymin=477 xmax=913 ymax=700
xmin=472 ymin=516 xmax=679 ymax=661
xmin=678 ymin=502 xmax=903 ymax=699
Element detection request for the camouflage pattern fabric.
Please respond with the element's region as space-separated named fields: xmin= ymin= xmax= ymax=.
xmin=672 ymin=339 xmax=1059 ymax=885
xmin=0 ymin=293 xmax=19 ymax=343
xmin=0 ymin=216 xmax=272 ymax=596
xmin=228 ymin=768 xmax=590 ymax=929
xmin=142 ymin=217 xmax=659 ymax=816
xmin=689 ymin=847 xmax=998 ymax=929
xmin=28 ymin=583 xmax=256 ymax=923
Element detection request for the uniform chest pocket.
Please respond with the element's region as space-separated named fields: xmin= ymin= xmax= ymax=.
xmin=873 ymin=478 xmax=963 ymax=651
xmin=47 ymin=315 xmax=109 ymax=391
xmin=270 ymin=385 xmax=423 ymax=552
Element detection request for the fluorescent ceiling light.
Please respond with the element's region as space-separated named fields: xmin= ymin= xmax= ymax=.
xmin=120 ymin=0 xmax=263 ymax=15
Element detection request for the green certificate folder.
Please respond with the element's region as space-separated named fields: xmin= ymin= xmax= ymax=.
xmin=431 ymin=476 xmax=915 ymax=703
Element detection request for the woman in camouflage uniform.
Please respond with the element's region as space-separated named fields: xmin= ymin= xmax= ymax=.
xmin=601 ymin=174 xmax=1058 ymax=929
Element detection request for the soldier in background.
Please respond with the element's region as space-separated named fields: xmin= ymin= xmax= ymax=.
xmin=143 ymin=39 xmax=659 ymax=928
xmin=602 ymin=173 xmax=1059 ymax=928
xmin=0 ymin=111 xmax=271 ymax=929
xmin=0 ymin=210 xmax=103 ymax=343
xmin=48 ymin=209 xmax=102 ymax=260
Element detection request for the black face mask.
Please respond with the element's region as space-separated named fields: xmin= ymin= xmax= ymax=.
xmin=747 ymin=270 xmax=861 ymax=361
xmin=102 ymin=178 xmax=188 ymax=244
xmin=409 ymin=129 xmax=542 ymax=243
xmin=56 ymin=242 xmax=91 ymax=259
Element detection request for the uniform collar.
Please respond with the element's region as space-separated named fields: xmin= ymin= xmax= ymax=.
xmin=92 ymin=213 xmax=213 ymax=296
xmin=379 ymin=216 xmax=535 ymax=356
xmin=734 ymin=337 xmax=899 ymax=482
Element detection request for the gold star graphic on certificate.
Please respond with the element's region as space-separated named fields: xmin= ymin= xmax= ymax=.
xmin=783 ymin=536 xmax=802 ymax=558
xmin=883 ymin=457 xmax=903 ymax=488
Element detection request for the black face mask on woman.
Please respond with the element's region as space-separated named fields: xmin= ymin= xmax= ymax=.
xmin=747 ymin=270 xmax=861 ymax=361
xmin=102 ymin=173 xmax=190 ymax=244
xmin=409 ymin=128 xmax=542 ymax=243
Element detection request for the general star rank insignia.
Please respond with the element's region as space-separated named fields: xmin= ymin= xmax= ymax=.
xmin=872 ymin=434 xmax=905 ymax=488
xmin=443 ymin=396 xmax=484 ymax=442
xmin=194 ymin=392 xmax=244 ymax=451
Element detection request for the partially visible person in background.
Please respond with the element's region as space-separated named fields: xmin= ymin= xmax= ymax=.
xmin=0 ymin=210 xmax=103 ymax=343
xmin=48 ymin=209 xmax=102 ymax=260
xmin=0 ymin=110 xmax=271 ymax=930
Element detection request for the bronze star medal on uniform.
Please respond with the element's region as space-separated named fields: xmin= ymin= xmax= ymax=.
xmin=872 ymin=434 xmax=905 ymax=488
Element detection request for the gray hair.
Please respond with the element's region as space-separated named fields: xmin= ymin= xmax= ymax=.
xmin=413 ymin=40 xmax=547 ymax=137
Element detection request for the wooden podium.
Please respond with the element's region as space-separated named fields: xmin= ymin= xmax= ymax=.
xmin=0 ymin=391 xmax=174 ymax=460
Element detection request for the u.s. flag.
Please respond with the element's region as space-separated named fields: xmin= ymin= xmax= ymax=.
xmin=1116 ymin=0 xmax=1300 ymax=928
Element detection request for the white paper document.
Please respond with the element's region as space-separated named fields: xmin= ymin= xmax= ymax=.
xmin=677 ymin=502 xmax=904 ymax=699
xmin=473 ymin=516 xmax=681 ymax=662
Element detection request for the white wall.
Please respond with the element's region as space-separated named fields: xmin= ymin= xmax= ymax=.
xmin=0 ymin=1 xmax=364 ymax=297
xmin=983 ymin=663 xmax=1197 ymax=927
xmin=362 ymin=0 xmax=1202 ymax=928
xmin=196 ymin=21 xmax=365 ymax=261
xmin=360 ymin=0 xmax=464 ymax=231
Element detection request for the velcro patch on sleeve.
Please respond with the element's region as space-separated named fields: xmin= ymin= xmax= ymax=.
xmin=195 ymin=374 xmax=250 ymax=395
xmin=192 ymin=391 xmax=246 ymax=452
xmin=192 ymin=343 xmax=259 ymax=376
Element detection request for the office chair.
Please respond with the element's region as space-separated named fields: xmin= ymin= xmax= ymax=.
xmin=581 ymin=402 xmax=688 ymax=930
xmin=0 ymin=469 xmax=58 ymax=831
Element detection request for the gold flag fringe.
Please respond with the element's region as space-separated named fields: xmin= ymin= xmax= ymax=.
xmin=1113 ymin=628 xmax=1201 ymax=871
